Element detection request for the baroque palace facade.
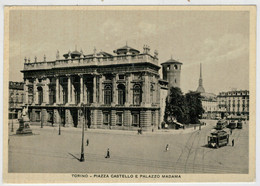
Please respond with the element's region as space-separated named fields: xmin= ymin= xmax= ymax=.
xmin=21 ymin=44 xmax=178 ymax=131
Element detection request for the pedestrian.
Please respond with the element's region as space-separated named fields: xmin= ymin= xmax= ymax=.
xmin=86 ymin=139 xmax=89 ymax=146
xmin=165 ymin=144 xmax=169 ymax=152
xmin=230 ymin=129 xmax=232 ymax=135
xmin=105 ymin=148 xmax=110 ymax=158
xmin=232 ymin=139 xmax=234 ymax=147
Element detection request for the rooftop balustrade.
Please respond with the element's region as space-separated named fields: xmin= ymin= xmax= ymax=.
xmin=23 ymin=54 xmax=159 ymax=71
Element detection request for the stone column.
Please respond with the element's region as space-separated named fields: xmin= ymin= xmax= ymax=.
xmin=59 ymin=81 xmax=63 ymax=104
xmin=80 ymin=74 xmax=84 ymax=104
xmin=99 ymin=75 xmax=104 ymax=104
xmin=24 ymin=79 xmax=29 ymax=104
xmin=55 ymin=76 xmax=60 ymax=104
xmin=142 ymin=74 xmax=149 ymax=105
xmin=126 ymin=74 xmax=132 ymax=106
xmin=112 ymin=75 xmax=117 ymax=105
xmin=71 ymin=77 xmax=75 ymax=104
xmin=93 ymin=75 xmax=97 ymax=103
xmin=43 ymin=77 xmax=50 ymax=105
xmin=33 ymin=78 xmax=39 ymax=105
xmin=84 ymin=79 xmax=87 ymax=104
xmin=67 ymin=75 xmax=71 ymax=104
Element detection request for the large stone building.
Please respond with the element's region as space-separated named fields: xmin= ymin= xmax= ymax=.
xmin=217 ymin=89 xmax=249 ymax=119
xmin=195 ymin=63 xmax=218 ymax=119
xmin=9 ymin=81 xmax=24 ymax=119
xmin=21 ymin=44 xmax=183 ymax=131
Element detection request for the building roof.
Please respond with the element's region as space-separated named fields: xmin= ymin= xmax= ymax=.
xmin=196 ymin=86 xmax=205 ymax=93
xmin=113 ymin=44 xmax=140 ymax=55
xmin=84 ymin=51 xmax=113 ymax=58
xmin=161 ymin=58 xmax=183 ymax=65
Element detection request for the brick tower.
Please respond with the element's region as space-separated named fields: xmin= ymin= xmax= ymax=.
xmin=161 ymin=56 xmax=183 ymax=90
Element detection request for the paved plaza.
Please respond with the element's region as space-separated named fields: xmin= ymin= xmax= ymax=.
xmin=8 ymin=120 xmax=249 ymax=173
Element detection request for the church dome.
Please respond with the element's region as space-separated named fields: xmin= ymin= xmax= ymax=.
xmin=196 ymin=86 xmax=205 ymax=93
xmin=113 ymin=44 xmax=140 ymax=55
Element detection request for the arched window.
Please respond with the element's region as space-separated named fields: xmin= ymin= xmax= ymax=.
xmin=104 ymin=84 xmax=112 ymax=105
xmin=174 ymin=65 xmax=178 ymax=70
xmin=118 ymin=84 xmax=125 ymax=105
xmin=37 ymin=87 xmax=43 ymax=105
xmin=49 ymin=87 xmax=56 ymax=105
xmin=133 ymin=84 xmax=142 ymax=105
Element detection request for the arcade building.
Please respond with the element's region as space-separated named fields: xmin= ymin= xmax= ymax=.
xmin=21 ymin=44 xmax=182 ymax=131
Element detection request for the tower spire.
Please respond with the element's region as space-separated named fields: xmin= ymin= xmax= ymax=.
xmin=200 ymin=63 xmax=202 ymax=78
xmin=196 ymin=63 xmax=205 ymax=93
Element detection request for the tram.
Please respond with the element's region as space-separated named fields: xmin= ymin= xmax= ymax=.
xmin=228 ymin=120 xmax=237 ymax=129
xmin=207 ymin=130 xmax=229 ymax=148
xmin=237 ymin=121 xmax=243 ymax=129
xmin=216 ymin=120 xmax=228 ymax=130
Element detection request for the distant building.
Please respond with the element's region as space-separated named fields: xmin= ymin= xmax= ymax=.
xmin=196 ymin=63 xmax=205 ymax=93
xmin=9 ymin=81 xmax=24 ymax=119
xmin=217 ymin=90 xmax=249 ymax=119
xmin=200 ymin=92 xmax=218 ymax=119
xmin=195 ymin=63 xmax=218 ymax=119
xmin=21 ymin=44 xmax=174 ymax=131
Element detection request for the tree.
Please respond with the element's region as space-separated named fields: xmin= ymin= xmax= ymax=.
xmin=164 ymin=87 xmax=189 ymax=124
xmin=185 ymin=91 xmax=204 ymax=124
xmin=164 ymin=88 xmax=204 ymax=125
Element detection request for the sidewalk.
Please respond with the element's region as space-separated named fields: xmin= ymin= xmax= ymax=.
xmin=8 ymin=120 xmax=211 ymax=137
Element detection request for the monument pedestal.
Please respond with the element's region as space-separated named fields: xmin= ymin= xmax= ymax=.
xmin=16 ymin=115 xmax=33 ymax=135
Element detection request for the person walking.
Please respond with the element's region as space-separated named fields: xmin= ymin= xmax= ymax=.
xmin=165 ymin=144 xmax=169 ymax=152
xmin=230 ymin=129 xmax=232 ymax=135
xmin=105 ymin=148 xmax=110 ymax=158
xmin=86 ymin=139 xmax=89 ymax=146
xmin=232 ymin=139 xmax=234 ymax=147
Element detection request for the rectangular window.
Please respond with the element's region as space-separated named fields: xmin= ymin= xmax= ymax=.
xmin=116 ymin=112 xmax=123 ymax=126
xmin=35 ymin=111 xmax=41 ymax=121
xmin=132 ymin=112 xmax=140 ymax=127
xmin=103 ymin=112 xmax=110 ymax=125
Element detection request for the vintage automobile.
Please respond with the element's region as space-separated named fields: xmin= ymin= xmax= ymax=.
xmin=208 ymin=130 xmax=229 ymax=148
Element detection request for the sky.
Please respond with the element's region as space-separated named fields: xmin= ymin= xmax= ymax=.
xmin=8 ymin=9 xmax=249 ymax=94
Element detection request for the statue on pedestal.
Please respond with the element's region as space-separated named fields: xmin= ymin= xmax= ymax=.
xmin=16 ymin=105 xmax=33 ymax=135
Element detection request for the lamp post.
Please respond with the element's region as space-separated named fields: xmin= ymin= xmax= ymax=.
xmin=58 ymin=106 xmax=61 ymax=135
xmin=80 ymin=103 xmax=85 ymax=162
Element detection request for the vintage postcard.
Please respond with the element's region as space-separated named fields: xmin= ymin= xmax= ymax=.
xmin=3 ymin=6 xmax=256 ymax=183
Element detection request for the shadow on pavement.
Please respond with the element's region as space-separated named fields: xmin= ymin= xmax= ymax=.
xmin=68 ymin=152 xmax=80 ymax=161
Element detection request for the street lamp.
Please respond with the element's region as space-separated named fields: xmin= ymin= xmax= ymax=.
xmin=80 ymin=103 xmax=85 ymax=162
xmin=58 ymin=106 xmax=61 ymax=135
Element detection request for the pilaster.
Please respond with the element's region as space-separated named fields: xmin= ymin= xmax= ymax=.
xmin=55 ymin=76 xmax=60 ymax=104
